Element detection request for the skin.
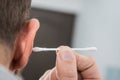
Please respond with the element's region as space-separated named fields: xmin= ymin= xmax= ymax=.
xmin=0 ymin=18 xmax=101 ymax=80
xmin=0 ymin=19 xmax=40 ymax=71
xmin=40 ymin=46 xmax=102 ymax=80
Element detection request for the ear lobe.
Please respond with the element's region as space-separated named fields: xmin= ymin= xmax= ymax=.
xmin=10 ymin=19 xmax=40 ymax=71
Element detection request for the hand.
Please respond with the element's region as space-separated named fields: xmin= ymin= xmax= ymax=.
xmin=39 ymin=46 xmax=101 ymax=80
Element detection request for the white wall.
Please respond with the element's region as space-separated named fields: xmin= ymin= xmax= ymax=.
xmin=72 ymin=0 xmax=120 ymax=79
xmin=32 ymin=0 xmax=81 ymax=14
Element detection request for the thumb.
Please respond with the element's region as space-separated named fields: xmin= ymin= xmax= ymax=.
xmin=56 ymin=46 xmax=77 ymax=80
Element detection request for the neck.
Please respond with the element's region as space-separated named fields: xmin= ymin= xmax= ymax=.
xmin=0 ymin=44 xmax=12 ymax=69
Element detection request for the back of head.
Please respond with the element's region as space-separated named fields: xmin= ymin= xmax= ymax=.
xmin=0 ymin=0 xmax=31 ymax=48
xmin=0 ymin=0 xmax=40 ymax=72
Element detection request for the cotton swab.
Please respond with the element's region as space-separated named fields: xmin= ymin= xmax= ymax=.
xmin=32 ymin=47 xmax=97 ymax=52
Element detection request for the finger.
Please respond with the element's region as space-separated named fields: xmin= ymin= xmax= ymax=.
xmin=39 ymin=68 xmax=57 ymax=80
xmin=50 ymin=67 xmax=58 ymax=80
xmin=75 ymin=53 xmax=101 ymax=79
xmin=39 ymin=70 xmax=51 ymax=80
xmin=56 ymin=46 xmax=77 ymax=80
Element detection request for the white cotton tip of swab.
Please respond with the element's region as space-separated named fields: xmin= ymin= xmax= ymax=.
xmin=32 ymin=47 xmax=97 ymax=52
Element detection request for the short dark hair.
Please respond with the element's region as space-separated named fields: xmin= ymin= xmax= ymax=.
xmin=0 ymin=0 xmax=31 ymax=47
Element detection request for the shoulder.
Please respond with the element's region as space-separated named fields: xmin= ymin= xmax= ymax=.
xmin=0 ymin=65 xmax=17 ymax=80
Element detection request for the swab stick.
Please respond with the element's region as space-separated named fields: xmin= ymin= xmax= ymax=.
xmin=32 ymin=47 xmax=97 ymax=52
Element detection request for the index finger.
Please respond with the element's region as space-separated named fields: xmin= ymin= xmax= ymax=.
xmin=75 ymin=53 xmax=101 ymax=79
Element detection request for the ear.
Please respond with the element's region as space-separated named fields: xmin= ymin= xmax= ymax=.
xmin=10 ymin=19 xmax=40 ymax=71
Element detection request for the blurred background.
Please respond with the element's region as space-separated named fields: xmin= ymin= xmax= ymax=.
xmin=22 ymin=0 xmax=120 ymax=80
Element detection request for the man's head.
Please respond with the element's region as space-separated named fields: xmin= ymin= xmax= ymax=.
xmin=0 ymin=0 xmax=31 ymax=46
xmin=0 ymin=0 xmax=40 ymax=72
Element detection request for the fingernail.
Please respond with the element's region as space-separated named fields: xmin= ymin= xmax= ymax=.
xmin=60 ymin=50 xmax=73 ymax=61
xmin=56 ymin=48 xmax=59 ymax=53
